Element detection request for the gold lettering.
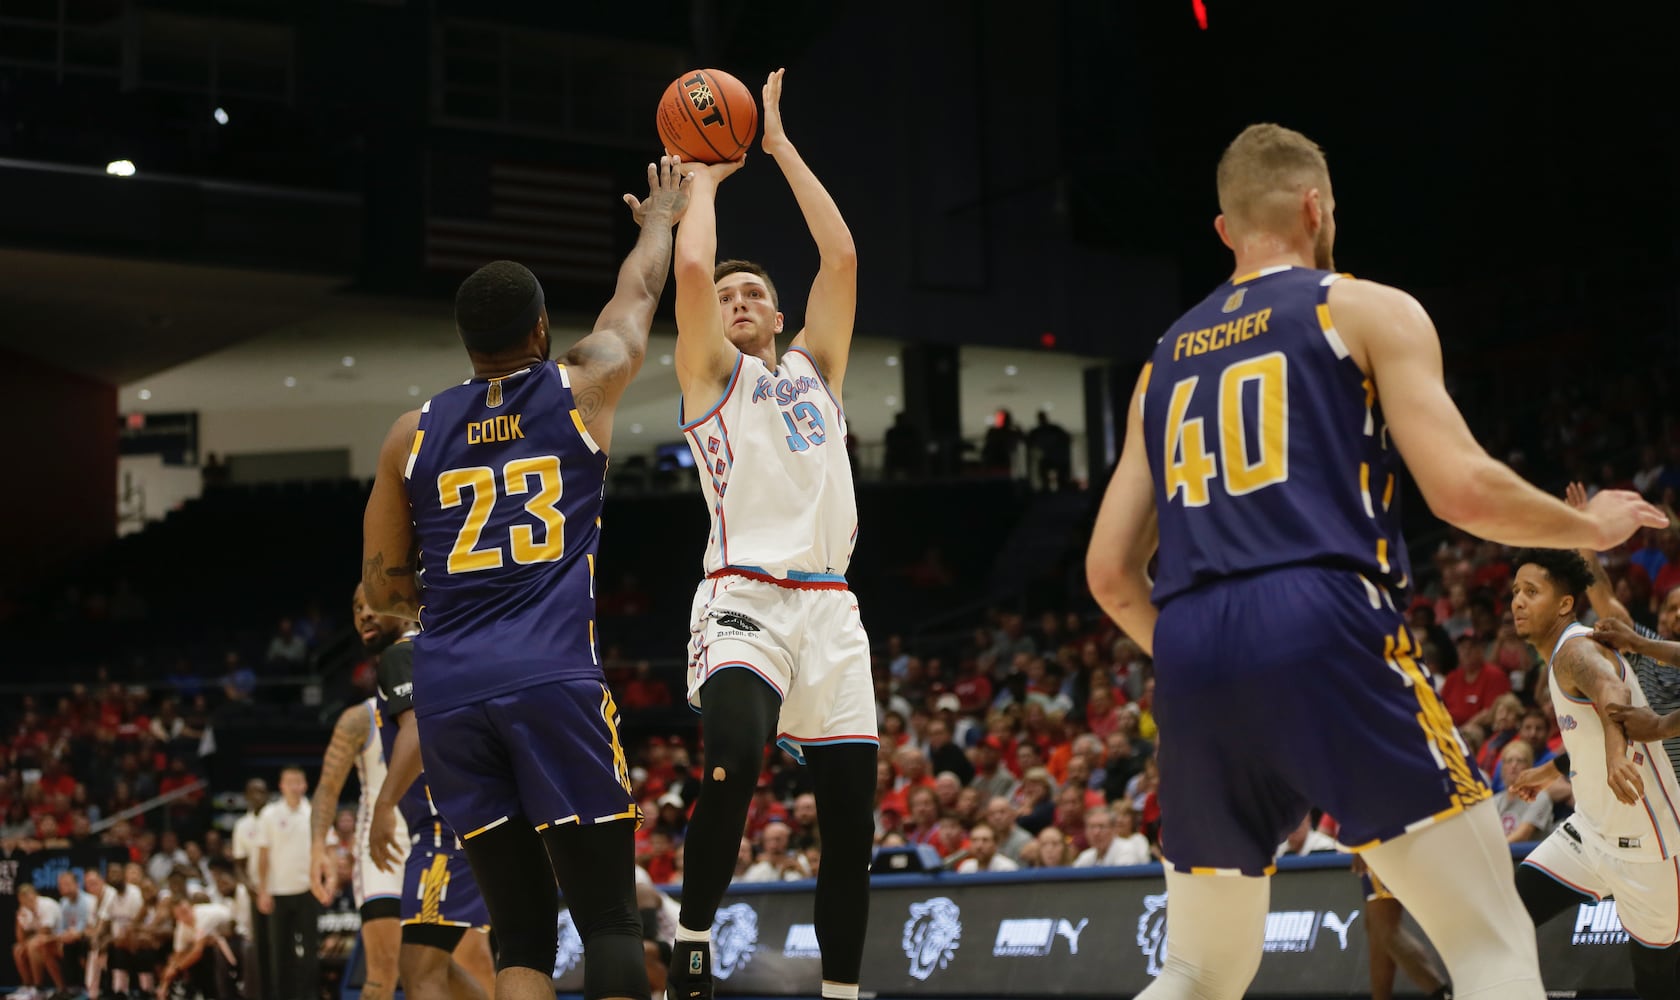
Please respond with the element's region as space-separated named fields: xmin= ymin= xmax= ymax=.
xmin=1174 ymin=332 xmax=1191 ymax=360
xmin=510 ymin=414 xmax=523 ymax=439
xmin=493 ymin=415 xmax=507 ymax=440
xmin=1255 ymin=307 xmax=1271 ymax=333
xmin=467 ymin=423 xmax=481 ymax=445
xmin=1193 ymin=329 xmax=1211 ymax=354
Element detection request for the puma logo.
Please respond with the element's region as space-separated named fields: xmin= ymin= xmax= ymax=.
xmin=1321 ymin=910 xmax=1358 ymax=950
xmin=1055 ymin=918 xmax=1088 ymax=954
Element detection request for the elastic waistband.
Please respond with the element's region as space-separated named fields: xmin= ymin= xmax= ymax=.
xmin=708 ymin=565 xmax=848 ymax=590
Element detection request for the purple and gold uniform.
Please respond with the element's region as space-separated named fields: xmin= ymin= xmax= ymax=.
xmin=1141 ymin=266 xmax=1486 ymax=876
xmin=402 ymin=362 xmax=635 ymax=843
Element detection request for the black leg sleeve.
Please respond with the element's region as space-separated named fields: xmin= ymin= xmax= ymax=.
xmin=806 ymin=742 xmax=879 ymax=987
xmin=676 ymin=669 xmax=781 ymax=933
xmin=543 ymin=820 xmax=649 ymax=1000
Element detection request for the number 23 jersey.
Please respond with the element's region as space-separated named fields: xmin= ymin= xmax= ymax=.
xmin=679 ymin=346 xmax=858 ymax=582
xmin=1141 ymin=266 xmax=1409 ymax=605
xmin=404 ymin=362 xmax=607 ymax=717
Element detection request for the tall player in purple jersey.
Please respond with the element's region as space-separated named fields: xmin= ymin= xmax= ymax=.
xmin=1085 ymin=124 xmax=1666 ymax=1000
xmin=362 ymin=157 xmax=689 ymax=1000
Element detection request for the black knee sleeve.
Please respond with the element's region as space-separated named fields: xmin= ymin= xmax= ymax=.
xmin=542 ymin=821 xmax=649 ymax=1000
xmin=807 ymin=742 xmax=880 ymax=985
xmin=360 ymin=899 xmax=401 ymax=923
xmin=1514 ymin=861 xmax=1593 ymax=928
xmin=680 ymin=669 xmax=781 ymax=931
xmin=1631 ymin=940 xmax=1680 ymax=999
xmin=462 ymin=821 xmax=560 ymax=974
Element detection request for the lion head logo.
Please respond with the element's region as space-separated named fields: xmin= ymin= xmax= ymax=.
xmin=552 ymin=910 xmax=584 ymax=977
xmin=901 ymin=897 xmax=962 ymax=981
xmin=1136 ymin=892 xmax=1169 ymax=977
xmin=713 ymin=903 xmax=759 ymax=980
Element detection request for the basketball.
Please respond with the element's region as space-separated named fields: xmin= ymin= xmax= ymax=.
xmin=655 ymin=68 xmax=757 ymax=164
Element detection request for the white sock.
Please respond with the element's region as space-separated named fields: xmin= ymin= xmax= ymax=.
xmin=675 ymin=924 xmax=711 ymax=944
xmin=821 ymin=982 xmax=860 ymax=1000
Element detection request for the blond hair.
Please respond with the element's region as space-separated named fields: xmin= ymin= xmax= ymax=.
xmin=1216 ymin=124 xmax=1331 ymax=234
xmin=1500 ymin=738 xmax=1535 ymax=766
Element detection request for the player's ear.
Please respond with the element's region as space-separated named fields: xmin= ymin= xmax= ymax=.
xmin=774 ymin=311 xmax=785 ymax=335
xmin=1302 ymin=189 xmax=1324 ymax=235
xmin=1213 ymin=215 xmax=1234 ymax=251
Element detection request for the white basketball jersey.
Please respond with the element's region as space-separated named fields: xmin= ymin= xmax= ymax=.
xmin=352 ymin=698 xmax=406 ymax=855
xmin=1548 ymin=623 xmax=1680 ymax=860
xmin=680 ymin=347 xmax=858 ymax=581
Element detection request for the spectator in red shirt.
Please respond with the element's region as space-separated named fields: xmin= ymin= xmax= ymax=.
xmin=743 ymin=774 xmax=788 ymax=841
xmin=640 ymin=829 xmax=678 ymax=884
xmin=904 ymin=786 xmax=942 ymax=848
xmin=880 ymin=746 xmax=935 ymax=817
xmin=1086 ymin=685 xmax=1124 ymax=741
xmin=621 ymin=662 xmax=672 ymax=710
xmin=1439 ymin=634 xmax=1510 ymax=728
xmin=37 ymin=759 xmax=76 ymax=800
xmin=951 ymin=660 xmax=993 ymax=713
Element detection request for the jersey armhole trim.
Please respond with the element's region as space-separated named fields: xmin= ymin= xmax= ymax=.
xmin=785 ymin=345 xmax=845 ymax=419
xmin=1316 ymin=273 xmax=1352 ymax=360
xmin=679 ymin=354 xmax=746 ymax=432
xmin=364 ymin=701 xmax=378 ymax=752
xmin=404 ymin=399 xmax=434 ymax=482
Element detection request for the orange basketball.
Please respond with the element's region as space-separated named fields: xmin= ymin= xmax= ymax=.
xmin=655 ymin=69 xmax=757 ymax=164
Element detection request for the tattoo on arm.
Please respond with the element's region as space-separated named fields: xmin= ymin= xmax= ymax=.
xmin=312 ymin=710 xmax=366 ymax=842
xmin=362 ymin=548 xmax=420 ymax=619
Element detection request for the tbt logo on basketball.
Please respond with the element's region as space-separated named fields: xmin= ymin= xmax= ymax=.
xmin=655 ymin=68 xmax=757 ymax=164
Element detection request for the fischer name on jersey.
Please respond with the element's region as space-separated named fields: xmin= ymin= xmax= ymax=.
xmin=679 ymin=346 xmax=858 ymax=582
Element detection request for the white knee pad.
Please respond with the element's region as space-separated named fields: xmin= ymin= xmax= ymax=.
xmin=1363 ymin=799 xmax=1544 ymax=1000
xmin=1135 ymin=867 xmax=1269 ymax=1000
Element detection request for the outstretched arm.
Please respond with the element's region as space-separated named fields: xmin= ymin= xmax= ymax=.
xmin=763 ymin=69 xmax=858 ymax=395
xmin=362 ymin=409 xmax=423 ymax=619
xmin=1338 ymin=279 xmax=1665 ymax=549
xmin=1086 ymin=368 xmax=1160 ymax=654
xmin=1553 ymin=637 xmax=1644 ymax=805
xmin=673 ymin=160 xmax=746 ymax=402
xmin=1566 ymin=482 xmax=1635 ymax=626
xmin=310 ymin=705 xmax=367 ymax=903
xmin=563 ymin=156 xmax=690 ymax=450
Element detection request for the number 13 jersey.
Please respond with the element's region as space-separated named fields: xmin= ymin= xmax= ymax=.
xmin=403 ymin=362 xmax=608 ymax=717
xmin=1141 ymin=266 xmax=1409 ymax=606
xmin=679 ymin=346 xmax=858 ymax=583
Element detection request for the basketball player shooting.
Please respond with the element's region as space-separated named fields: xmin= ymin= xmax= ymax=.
xmin=362 ymin=156 xmax=688 ymax=1000
xmin=1084 ymin=123 xmax=1666 ymax=1000
xmin=663 ymin=69 xmax=877 ymax=1000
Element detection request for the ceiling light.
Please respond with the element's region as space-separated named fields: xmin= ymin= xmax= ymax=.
xmin=212 ymin=107 xmax=229 ymax=125
xmin=341 ymin=356 xmax=356 ymax=367
xmin=630 ymin=423 xmax=644 ymax=434
xmin=283 ymin=376 xmax=297 ymax=388
xmin=885 ymin=356 xmax=899 ymax=367
xmin=885 ymin=394 xmax=898 ymax=407
xmin=659 ymin=355 xmax=673 ymax=366
xmin=136 ymin=389 xmax=152 ymax=401
xmin=408 ymin=385 xmax=421 ymax=396
xmin=106 ymin=160 xmax=136 ymax=177
xmin=1004 ymin=365 xmax=1019 ymax=376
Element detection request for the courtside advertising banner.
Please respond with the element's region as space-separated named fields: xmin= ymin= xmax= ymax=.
xmin=551 ymin=851 xmax=1633 ymax=997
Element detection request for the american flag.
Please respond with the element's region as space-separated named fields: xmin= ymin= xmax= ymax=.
xmin=425 ymin=158 xmax=616 ymax=284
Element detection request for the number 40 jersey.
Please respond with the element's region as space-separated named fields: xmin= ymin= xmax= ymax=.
xmin=1141 ymin=266 xmax=1410 ymax=606
xmin=678 ymin=346 xmax=859 ymax=583
xmin=404 ymin=362 xmax=608 ymax=718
